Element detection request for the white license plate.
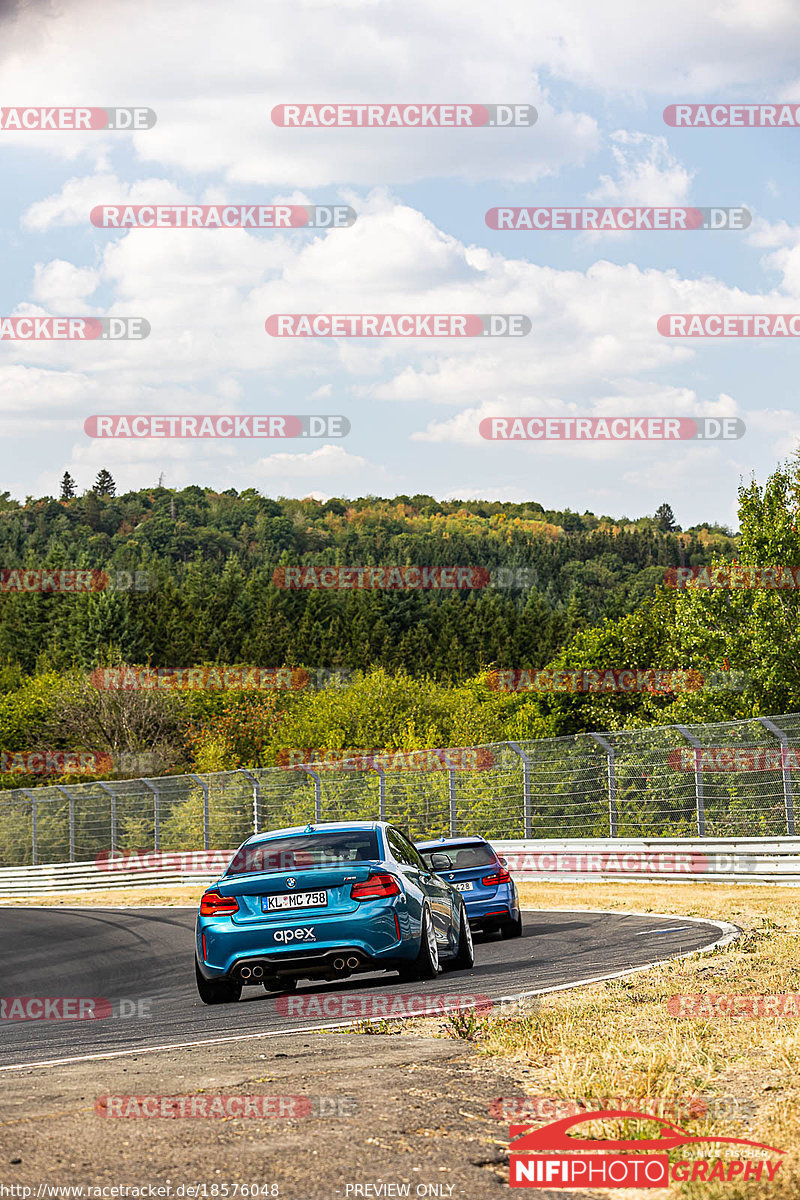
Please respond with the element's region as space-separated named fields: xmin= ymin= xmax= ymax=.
xmin=264 ymin=890 xmax=327 ymax=911
xmin=452 ymin=882 xmax=473 ymax=892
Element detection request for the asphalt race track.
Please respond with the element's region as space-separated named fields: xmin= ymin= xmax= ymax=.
xmin=0 ymin=907 xmax=732 ymax=1069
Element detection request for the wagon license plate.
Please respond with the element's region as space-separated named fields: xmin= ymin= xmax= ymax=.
xmin=264 ymin=890 xmax=328 ymax=911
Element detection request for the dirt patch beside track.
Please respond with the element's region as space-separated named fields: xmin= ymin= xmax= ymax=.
xmin=0 ymin=1031 xmax=598 ymax=1200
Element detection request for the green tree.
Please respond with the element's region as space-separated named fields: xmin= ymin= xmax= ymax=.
xmin=669 ymin=457 xmax=800 ymax=718
xmin=654 ymin=503 xmax=677 ymax=532
xmin=94 ymin=469 xmax=116 ymax=497
xmin=83 ymin=491 xmax=101 ymax=530
xmin=59 ymin=472 xmax=76 ymax=501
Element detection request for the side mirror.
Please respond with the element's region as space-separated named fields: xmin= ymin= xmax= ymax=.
xmin=430 ymin=852 xmax=453 ymax=872
xmin=499 ymin=857 xmax=508 ymax=867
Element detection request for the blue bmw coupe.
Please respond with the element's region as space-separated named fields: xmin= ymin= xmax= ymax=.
xmin=195 ymin=821 xmax=474 ymax=1004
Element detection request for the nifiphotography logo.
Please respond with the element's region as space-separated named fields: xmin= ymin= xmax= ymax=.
xmin=509 ymin=1109 xmax=785 ymax=1188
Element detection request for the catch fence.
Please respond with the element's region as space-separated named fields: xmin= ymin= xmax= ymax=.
xmin=1 ymin=712 xmax=799 ymax=866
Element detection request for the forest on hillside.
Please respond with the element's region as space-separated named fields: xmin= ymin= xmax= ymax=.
xmin=0 ymin=484 xmax=735 ymax=679
xmin=0 ymin=475 xmax=762 ymax=791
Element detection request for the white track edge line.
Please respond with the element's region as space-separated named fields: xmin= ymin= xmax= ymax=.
xmin=0 ymin=912 xmax=739 ymax=1073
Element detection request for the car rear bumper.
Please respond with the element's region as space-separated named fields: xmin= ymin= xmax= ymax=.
xmin=198 ymin=943 xmax=412 ymax=983
xmin=463 ymin=884 xmax=520 ymax=925
xmin=197 ymin=906 xmax=413 ymax=979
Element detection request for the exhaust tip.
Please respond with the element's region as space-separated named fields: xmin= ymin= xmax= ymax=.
xmin=333 ymin=957 xmax=346 ymax=971
xmin=240 ymin=966 xmax=252 ymax=979
xmin=252 ymin=965 xmax=264 ymax=979
xmin=346 ymin=956 xmax=359 ymax=969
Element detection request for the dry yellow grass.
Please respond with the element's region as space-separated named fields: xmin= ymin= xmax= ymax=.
xmin=346 ymin=882 xmax=800 ymax=1196
xmin=483 ymin=883 xmax=800 ymax=1198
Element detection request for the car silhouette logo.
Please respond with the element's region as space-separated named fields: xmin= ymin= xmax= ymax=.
xmin=286 ymin=877 xmax=296 ymax=887
xmin=510 ymin=1110 xmax=784 ymax=1156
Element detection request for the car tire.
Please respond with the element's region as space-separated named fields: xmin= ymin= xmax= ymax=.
xmin=401 ymin=906 xmax=439 ymax=980
xmin=263 ymin=978 xmax=298 ymax=993
xmin=500 ymin=914 xmax=523 ymax=939
xmin=195 ymin=959 xmax=242 ymax=1005
xmin=444 ymin=902 xmax=474 ymax=971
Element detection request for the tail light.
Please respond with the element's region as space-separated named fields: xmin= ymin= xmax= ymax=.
xmin=351 ymin=873 xmax=401 ymax=900
xmin=200 ymin=890 xmax=239 ymax=916
xmin=481 ymin=867 xmax=511 ymax=887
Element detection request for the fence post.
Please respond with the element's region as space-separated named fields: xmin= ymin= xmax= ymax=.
xmin=372 ymin=765 xmax=386 ymax=822
xmin=189 ymin=775 xmax=209 ymax=851
xmin=239 ymin=768 xmax=262 ymax=834
xmin=97 ymin=781 xmax=118 ymax=851
xmin=758 ymin=717 xmax=796 ymax=835
xmin=54 ymin=785 xmax=75 ymax=862
xmin=447 ymin=767 xmax=457 ymax=836
xmin=676 ymin=726 xmax=706 ymax=836
xmin=588 ymin=733 xmax=618 ymax=838
xmin=21 ymin=789 xmax=38 ymax=865
xmin=508 ymin=742 xmax=532 ymax=838
xmin=299 ymin=767 xmax=322 ymax=822
xmin=141 ymin=779 xmax=161 ymax=851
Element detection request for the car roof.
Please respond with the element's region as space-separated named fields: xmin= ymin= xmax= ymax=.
xmin=415 ymin=835 xmax=491 ymax=849
xmin=241 ymin=820 xmax=384 ymax=847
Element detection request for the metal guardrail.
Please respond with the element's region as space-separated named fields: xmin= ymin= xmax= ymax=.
xmin=2 ymin=838 xmax=800 ymax=895
xmin=4 ymin=711 xmax=800 ymax=867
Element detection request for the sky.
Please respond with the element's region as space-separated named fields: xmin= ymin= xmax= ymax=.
xmin=3 ymin=0 xmax=800 ymax=527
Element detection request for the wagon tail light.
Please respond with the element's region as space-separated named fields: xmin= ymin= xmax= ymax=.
xmin=350 ymin=873 xmax=401 ymax=900
xmin=200 ymin=890 xmax=239 ymax=916
xmin=481 ymin=868 xmax=511 ymax=886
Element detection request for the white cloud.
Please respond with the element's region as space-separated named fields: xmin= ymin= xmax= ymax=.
xmin=22 ymin=172 xmax=190 ymax=232
xmin=8 ymin=193 xmax=800 ymax=432
xmin=0 ymin=0 xmax=599 ymax=186
xmin=588 ymin=130 xmax=694 ymax=207
xmin=253 ymin=444 xmax=372 ymax=478
xmin=413 ymin=385 xmax=745 ymax=452
xmin=31 ymin=260 xmax=100 ymax=312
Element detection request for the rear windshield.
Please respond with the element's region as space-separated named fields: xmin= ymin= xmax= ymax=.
xmin=226 ymin=830 xmax=380 ymax=876
xmin=419 ymin=842 xmax=496 ymax=870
